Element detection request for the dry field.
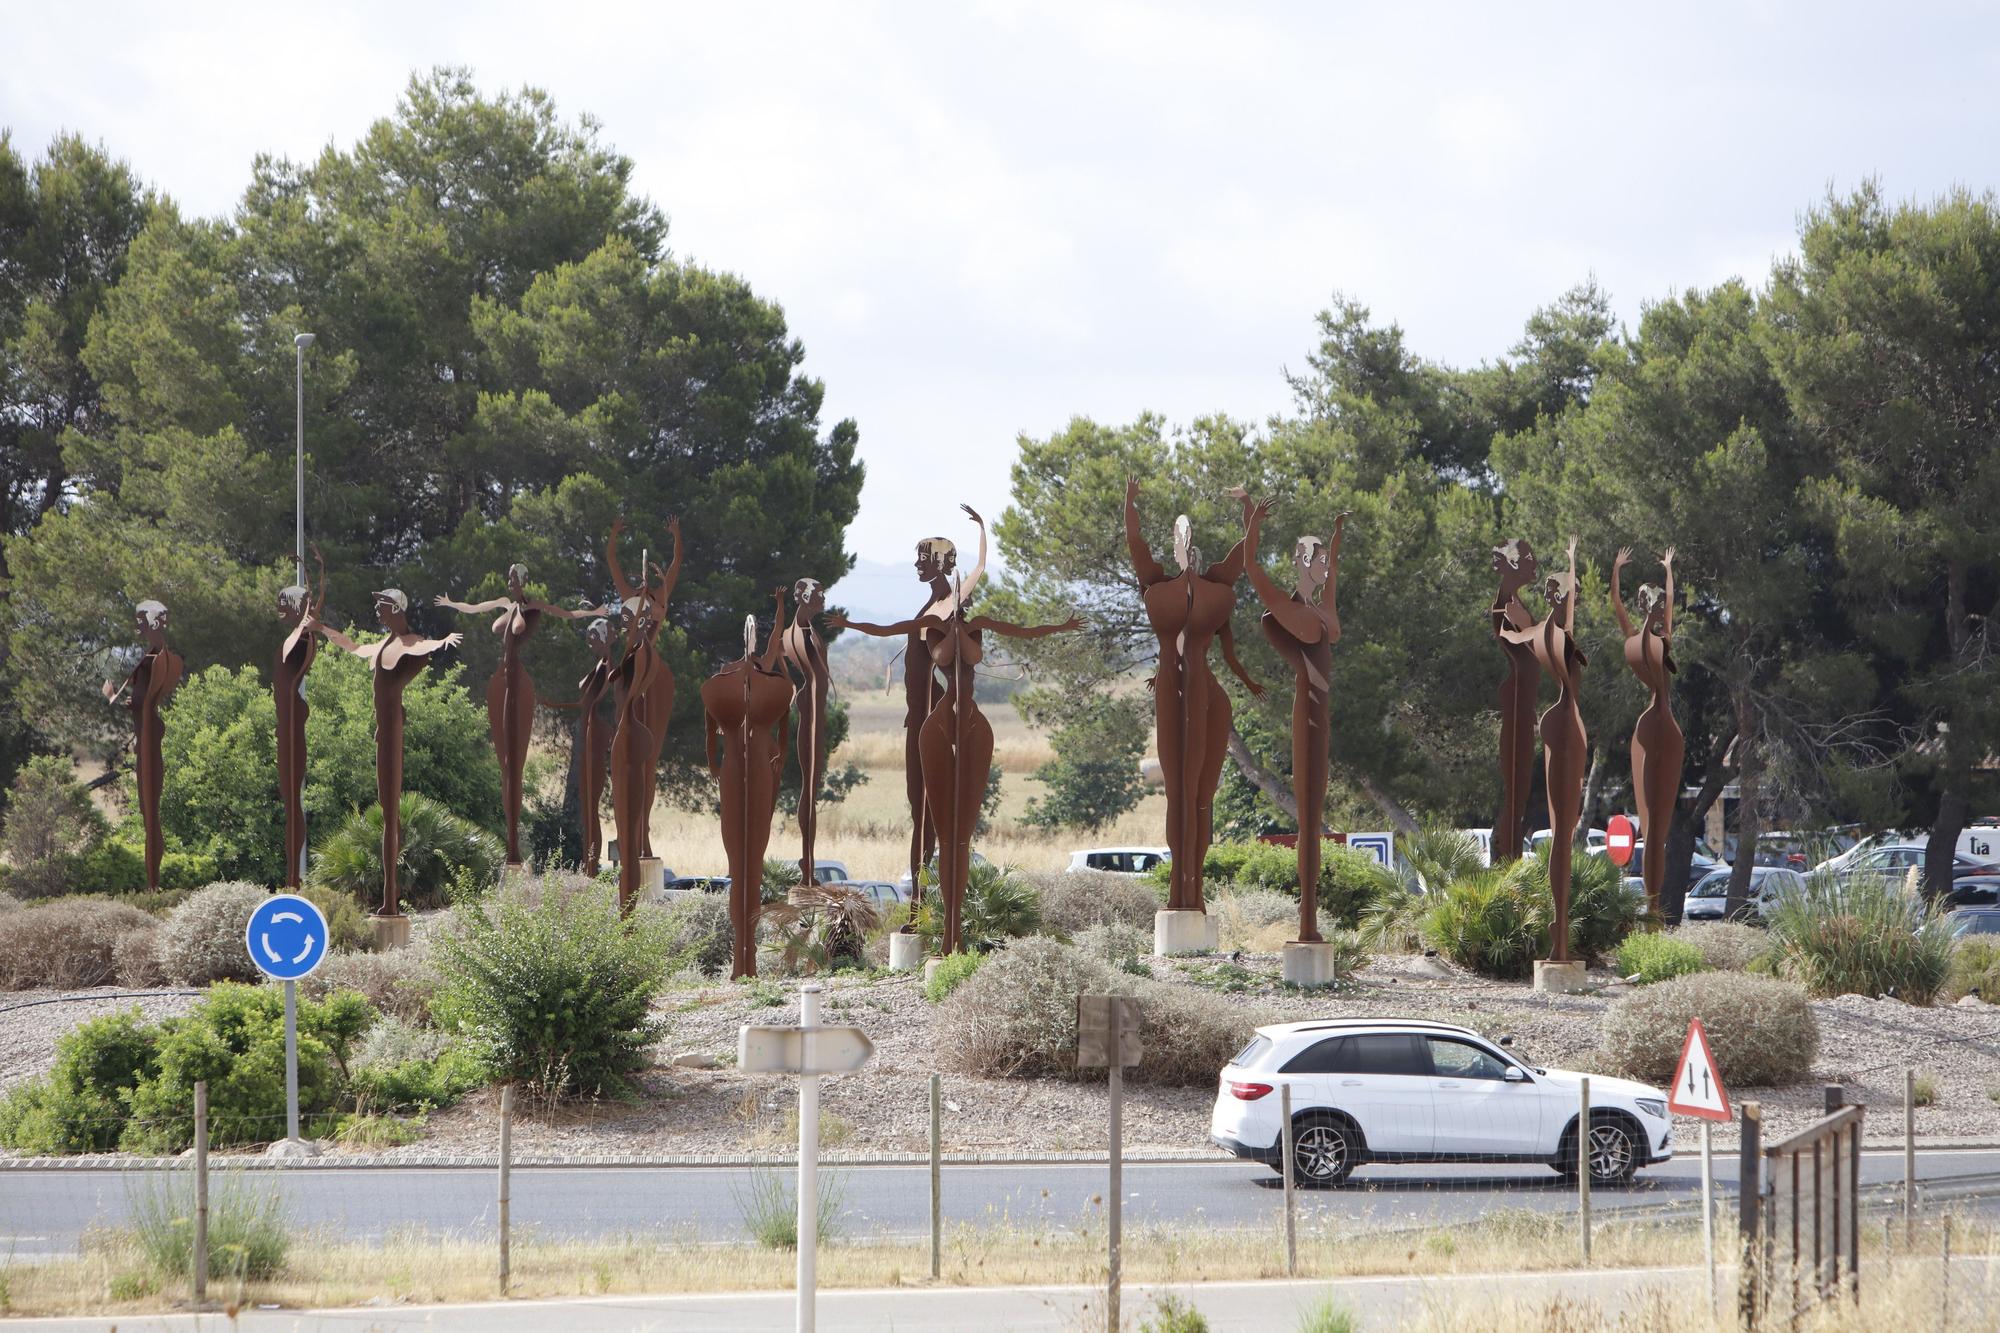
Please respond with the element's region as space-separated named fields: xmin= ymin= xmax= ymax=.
xmin=648 ymin=687 xmax=1168 ymax=880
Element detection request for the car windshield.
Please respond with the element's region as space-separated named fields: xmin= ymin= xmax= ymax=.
xmin=1690 ymin=874 xmax=1731 ymax=897
xmin=1952 ymin=914 xmax=2000 ymax=936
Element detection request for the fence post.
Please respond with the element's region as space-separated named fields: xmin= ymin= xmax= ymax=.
xmin=1279 ymin=1082 xmax=1297 ymax=1276
xmin=1904 ymin=1067 xmax=1916 ymax=1245
xmin=498 ymin=1083 xmax=514 ymax=1296
xmin=193 ymin=1079 xmax=209 ymax=1307
xmin=1738 ymin=1100 xmax=1762 ymax=1328
xmin=1577 ymin=1076 xmax=1591 ymax=1264
xmin=929 ymin=1073 xmax=942 ymax=1281
xmin=1940 ymin=1213 xmax=1951 ymax=1330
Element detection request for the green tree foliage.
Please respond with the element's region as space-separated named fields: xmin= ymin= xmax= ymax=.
xmin=1021 ymin=693 xmax=1147 ymax=832
xmin=3 ymin=71 xmax=862 ymax=807
xmin=0 ymin=754 xmax=108 ymax=897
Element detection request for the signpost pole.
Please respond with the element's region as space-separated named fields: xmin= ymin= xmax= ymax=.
xmin=798 ymin=982 xmax=821 ymax=1333
xmin=1108 ymin=1054 xmax=1122 ymax=1333
xmin=929 ymin=1072 xmax=942 ymax=1281
xmin=1701 ymin=1118 xmax=1716 ymax=1313
xmin=283 ymin=978 xmax=300 ymax=1143
xmin=1578 ymin=1076 xmax=1592 ymax=1263
xmin=1280 ymin=1081 xmax=1297 ymax=1276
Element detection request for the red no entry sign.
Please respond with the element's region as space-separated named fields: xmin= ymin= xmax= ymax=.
xmin=1606 ymin=814 xmax=1637 ymax=867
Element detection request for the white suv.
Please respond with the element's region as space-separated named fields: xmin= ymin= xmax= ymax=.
xmin=1209 ymin=1019 xmax=1673 ymax=1186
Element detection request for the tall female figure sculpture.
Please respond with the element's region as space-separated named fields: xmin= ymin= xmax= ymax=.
xmin=274 ymin=554 xmax=327 ymax=887
xmin=1234 ymin=489 xmax=1347 ymax=955
xmin=703 ymin=591 xmax=795 ymax=978
xmin=606 ymin=516 xmax=680 ymax=908
xmin=1490 ymin=539 xmax=1542 ymax=863
xmin=897 ymin=507 xmax=987 ymax=902
xmin=831 ymin=584 xmax=1080 ymax=955
xmin=435 ymin=565 xmax=598 ymax=866
xmin=103 ymin=600 xmax=184 ymax=893
xmin=1124 ymin=480 xmax=1262 ymax=927
xmin=1498 ymin=538 xmax=1586 ymax=968
xmin=548 ymin=616 xmax=619 ymax=876
xmin=779 ymin=577 xmax=831 ymax=886
xmin=1611 ymin=546 xmax=1682 ymax=921
xmin=311 ymin=592 xmax=461 ymax=936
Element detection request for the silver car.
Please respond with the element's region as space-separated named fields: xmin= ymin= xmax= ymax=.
xmin=1681 ymin=867 xmax=1804 ymax=922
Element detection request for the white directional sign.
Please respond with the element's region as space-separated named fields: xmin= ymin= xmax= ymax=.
xmin=1667 ymin=1017 xmax=1732 ymax=1121
xmin=1346 ymin=832 xmax=1394 ymax=867
xmin=739 ymin=1023 xmax=875 ymax=1076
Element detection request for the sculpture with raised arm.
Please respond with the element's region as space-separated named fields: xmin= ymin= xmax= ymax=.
xmin=274 ymin=549 xmax=327 ymax=887
xmin=1611 ymin=545 xmax=1683 ymax=922
xmin=435 ymin=564 xmax=598 ymax=866
xmin=104 ymin=600 xmax=184 ymax=893
xmin=311 ymin=591 xmax=462 ymax=933
xmin=779 ymin=577 xmax=832 ymax=887
xmin=605 ymin=517 xmax=680 ymax=907
xmin=703 ymin=590 xmax=795 ymax=978
xmin=831 ymin=575 xmax=1080 ymax=955
xmin=1490 ymin=538 xmax=1542 ymax=863
xmin=1499 ymin=538 xmax=1587 ymax=968
xmin=897 ymin=506 xmax=987 ymax=902
xmin=547 ymin=615 xmax=621 ymax=876
xmin=1233 ymin=488 xmax=1346 ymax=954
xmin=1125 ymin=480 xmax=1262 ymax=930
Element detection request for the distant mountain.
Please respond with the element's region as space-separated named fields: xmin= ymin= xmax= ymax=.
xmin=827 ymin=556 xmax=921 ymax=624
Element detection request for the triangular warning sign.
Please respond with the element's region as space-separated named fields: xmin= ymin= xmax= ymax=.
xmin=1667 ymin=1017 xmax=1732 ymax=1121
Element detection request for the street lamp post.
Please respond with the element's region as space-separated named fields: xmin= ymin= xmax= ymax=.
xmin=293 ymin=333 xmax=315 ymax=584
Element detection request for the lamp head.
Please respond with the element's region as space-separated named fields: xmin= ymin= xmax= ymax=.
xmin=294 ymin=333 xmax=316 ymax=350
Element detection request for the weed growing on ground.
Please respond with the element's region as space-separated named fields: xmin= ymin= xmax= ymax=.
xmin=731 ymin=1167 xmax=847 ymax=1249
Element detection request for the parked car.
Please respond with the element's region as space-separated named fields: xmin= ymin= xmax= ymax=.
xmin=829 ymin=879 xmax=907 ymax=909
xmin=1836 ymin=844 xmax=1996 ymax=888
xmin=1944 ymin=907 xmax=2000 ymax=937
xmin=1066 ymin=847 xmax=1170 ymax=875
xmin=662 ymin=875 xmax=729 ymax=895
xmin=1681 ymin=867 xmax=1806 ymax=922
xmin=1209 ymin=1018 xmax=1673 ymax=1187
xmin=1525 ymin=828 xmax=1608 ymax=860
xmin=1630 ymin=840 xmax=1726 ymax=877
xmin=897 ymin=851 xmax=991 ymax=893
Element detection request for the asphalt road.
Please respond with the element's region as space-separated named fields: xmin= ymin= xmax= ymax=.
xmin=6 ymin=1149 xmax=2000 ymax=1258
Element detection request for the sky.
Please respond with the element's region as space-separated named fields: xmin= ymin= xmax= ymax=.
xmin=6 ymin=0 xmax=1999 ymax=595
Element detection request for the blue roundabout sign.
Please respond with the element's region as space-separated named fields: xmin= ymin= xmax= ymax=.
xmin=244 ymin=893 xmax=330 ymax=981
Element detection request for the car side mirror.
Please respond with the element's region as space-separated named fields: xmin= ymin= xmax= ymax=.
xmin=1503 ymin=1066 xmax=1527 ymax=1083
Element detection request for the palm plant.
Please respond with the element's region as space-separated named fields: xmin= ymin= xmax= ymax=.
xmin=310 ymin=793 xmax=502 ymax=911
xmin=912 ymin=861 xmax=1043 ymax=954
xmin=1767 ymin=872 xmax=1954 ymax=1004
xmin=764 ymin=884 xmax=881 ymax=974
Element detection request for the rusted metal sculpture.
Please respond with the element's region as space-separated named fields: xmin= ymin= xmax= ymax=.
xmin=897 ymin=507 xmax=987 ymax=902
xmin=1498 ymin=538 xmax=1586 ymax=962
xmin=606 ymin=517 xmax=680 ymax=909
xmin=103 ymin=600 xmax=184 ymax=893
xmin=703 ymin=591 xmax=794 ymax=978
xmin=1235 ymin=489 xmax=1346 ymax=944
xmin=273 ymin=551 xmax=327 ymax=888
xmin=1490 ymin=538 xmax=1542 ymax=864
xmin=779 ymin=577 xmax=831 ymax=886
xmin=1125 ymin=480 xmax=1262 ymax=915
xmin=1612 ymin=546 xmax=1683 ymax=921
xmin=435 ymin=566 xmax=598 ymax=866
xmin=311 ymin=592 xmax=462 ymax=920
xmin=831 ymin=581 xmax=1080 ymax=955
xmin=549 ymin=615 xmax=620 ymax=876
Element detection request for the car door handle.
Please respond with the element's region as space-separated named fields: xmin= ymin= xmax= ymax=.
xmin=1435 ymin=1080 xmax=1459 ymax=1088
xmin=1339 ymin=1079 xmax=1362 ymax=1087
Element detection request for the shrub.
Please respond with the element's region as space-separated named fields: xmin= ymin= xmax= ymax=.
xmin=124 ymin=982 xmax=374 ymax=1151
xmin=1034 ymin=871 xmax=1160 ymax=936
xmin=939 ymin=937 xmax=1126 ymax=1080
xmin=1949 ymin=938 xmax=2000 ymax=1003
xmin=913 ymin=862 xmax=1042 ymax=955
xmin=1600 ymin=971 xmax=1818 ymax=1086
xmin=0 ymin=898 xmax=157 ymax=989
xmin=299 ymin=941 xmax=438 ymax=1025
xmin=0 ymin=755 xmax=107 ymax=898
xmin=158 ymin=655 xmax=500 ymax=884
xmin=348 ymin=1017 xmax=486 ymax=1113
xmin=431 ymin=877 xmax=671 ymax=1098
xmin=1912 ymin=1072 xmax=1938 ymax=1107
xmin=1674 ymin=922 xmax=1771 ymax=973
xmin=1360 ymin=886 xmax=1428 ymax=955
xmin=1130 ymin=980 xmax=1260 ymax=1085
xmin=1074 ymin=921 xmax=1151 ymax=969
xmin=659 ymin=891 xmax=734 ymax=976
xmin=131 ymin=1169 xmax=290 ymax=1279
xmin=924 ymin=950 xmax=983 ymax=1002
xmin=1421 ymin=869 xmax=1544 ymax=979
xmin=766 ymin=884 xmax=881 ymax=973
xmin=1615 ymin=933 xmax=1706 ymax=985
xmin=0 ymin=891 xmax=18 ymax=914
xmin=1140 ymin=1293 xmax=1210 ymax=1333
xmin=1767 ymin=876 xmax=1955 ymax=1004
xmin=71 ymin=836 xmax=216 ymax=895
xmin=157 ymin=882 xmax=270 ymax=986
xmin=1397 ymin=824 xmax=1485 ymax=894
xmin=311 ymin=792 xmax=503 ymax=912
xmin=1316 ymin=846 xmax=1401 ymax=928
xmin=297 ymin=884 xmax=371 ymax=953
xmin=0 ymin=1010 xmax=159 ymax=1152
xmin=114 ymin=924 xmax=168 ymax=987
xmin=1510 ymin=844 xmax=1635 ymax=963
xmin=734 ymin=1166 xmax=845 ymax=1249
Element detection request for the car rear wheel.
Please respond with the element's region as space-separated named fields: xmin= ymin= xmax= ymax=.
xmin=1287 ymin=1116 xmax=1356 ymax=1187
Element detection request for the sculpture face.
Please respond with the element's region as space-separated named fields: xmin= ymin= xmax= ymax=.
xmin=135 ymin=600 xmax=169 ymax=645
xmin=1544 ymin=572 xmax=1576 ymax=609
xmin=277 ymin=586 xmax=308 ymax=626
xmin=915 ymin=538 xmax=956 ymax=583
xmin=1293 ymin=537 xmax=1329 ymax=596
xmin=506 ymin=563 xmax=528 ymax=599
xmin=1492 ymin=539 xmax=1540 ymax=592
xmin=1172 ymin=515 xmax=1194 ymax=573
xmin=793 ymin=578 xmax=825 ymax=614
xmin=373 ymin=589 xmax=409 ymax=630
xmin=586 ymin=618 xmax=613 ymax=658
xmin=1638 ymin=584 xmax=1668 ymax=633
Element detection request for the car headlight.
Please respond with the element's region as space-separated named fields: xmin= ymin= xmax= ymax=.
xmin=1635 ymin=1098 xmax=1667 ymax=1120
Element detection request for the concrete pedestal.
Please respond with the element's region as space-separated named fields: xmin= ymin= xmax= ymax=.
xmin=1154 ymin=909 xmax=1210 ymax=956
xmin=369 ymin=912 xmax=411 ymax=951
xmin=1532 ymin=959 xmax=1589 ymax=994
xmin=638 ymin=857 xmax=667 ymax=894
xmin=889 ymin=930 xmax=926 ymax=972
xmin=264 ymin=1137 xmax=321 ymax=1159
xmin=1281 ymin=941 xmax=1342 ymax=986
xmin=1205 ymin=914 xmax=1221 ymax=951
xmin=922 ymin=957 xmax=943 ymax=988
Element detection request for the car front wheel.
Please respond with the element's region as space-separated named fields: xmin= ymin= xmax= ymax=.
xmin=1556 ymin=1114 xmax=1640 ymax=1185
xmin=1287 ymin=1117 xmax=1357 ymax=1187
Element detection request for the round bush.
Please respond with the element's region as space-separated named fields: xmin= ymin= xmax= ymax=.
xmin=1673 ymin=922 xmax=1770 ymax=972
xmin=1074 ymin=921 xmax=1150 ymax=968
xmin=158 ymin=882 xmax=270 ymax=986
xmin=938 ymin=937 xmax=1126 ymax=1080
xmin=1032 ymin=871 xmax=1160 ymax=936
xmin=0 ymin=898 xmax=158 ymax=989
xmin=0 ymin=1010 xmax=159 ymax=1152
xmin=1128 ymin=981 xmax=1260 ymax=1086
xmin=114 ymin=924 xmax=169 ymax=987
xmin=299 ymin=940 xmax=438 ymax=1025
xmin=1615 ymin=932 xmax=1706 ymax=985
xmin=658 ymin=891 xmax=733 ymax=976
xmin=923 ymin=950 xmax=983 ymax=1002
xmin=1600 ymin=971 xmax=1819 ymax=1087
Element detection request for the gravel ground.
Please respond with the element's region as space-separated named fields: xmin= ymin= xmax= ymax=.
xmin=0 ymin=987 xmax=199 ymax=1089
xmin=8 ymin=953 xmax=2000 ymax=1160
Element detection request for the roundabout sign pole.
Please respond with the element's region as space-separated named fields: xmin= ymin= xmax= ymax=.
xmin=245 ymin=893 xmax=330 ymax=1153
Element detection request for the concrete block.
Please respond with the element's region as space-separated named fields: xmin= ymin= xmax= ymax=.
xmin=1281 ymin=941 xmax=1342 ymax=986
xmin=1155 ymin=909 xmax=1210 ymax=956
xmin=889 ymin=930 xmax=926 ymax=972
xmin=1532 ymin=958 xmax=1589 ymax=994
xmin=369 ymin=912 xmax=412 ymax=952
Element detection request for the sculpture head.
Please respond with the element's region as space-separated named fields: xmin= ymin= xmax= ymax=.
xmin=372 ymin=588 xmax=410 ymax=631
xmin=277 ymin=586 xmax=309 ymax=626
xmin=135 ymin=599 xmax=169 ymax=645
xmin=505 ymin=563 xmax=528 ymax=598
xmin=1293 ymin=535 xmax=1330 ymax=597
xmin=1172 ymin=515 xmax=1196 ymax=574
xmin=793 ymin=577 xmax=825 ymax=616
xmin=1492 ymin=538 xmax=1539 ymax=593
xmin=915 ymin=536 xmax=956 ymax=584
xmin=1543 ymin=571 xmax=1577 ymax=609
xmin=1638 ymin=583 xmax=1668 ymax=633
xmin=623 ymin=594 xmax=658 ymax=639
xmin=585 ymin=617 xmax=613 ymax=659
xmin=743 ymin=613 xmax=759 ymax=658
